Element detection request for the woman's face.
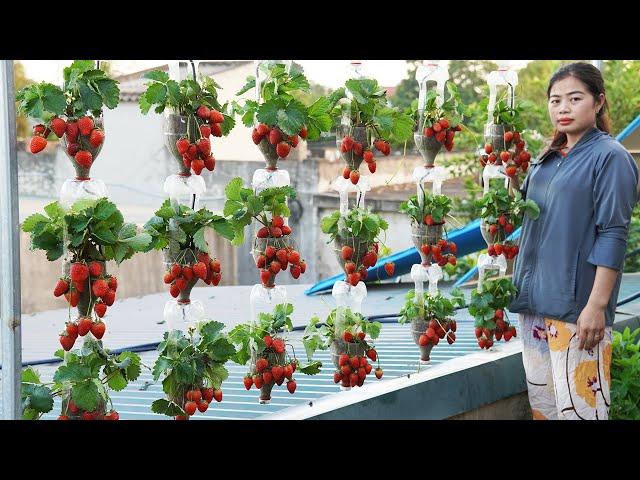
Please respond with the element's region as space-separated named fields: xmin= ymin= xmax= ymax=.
xmin=548 ymin=75 xmax=604 ymax=137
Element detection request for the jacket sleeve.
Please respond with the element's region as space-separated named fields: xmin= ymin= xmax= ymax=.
xmin=586 ymin=148 xmax=639 ymax=271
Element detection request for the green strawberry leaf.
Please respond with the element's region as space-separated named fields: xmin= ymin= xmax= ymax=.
xmin=151 ymin=399 xmax=185 ymax=417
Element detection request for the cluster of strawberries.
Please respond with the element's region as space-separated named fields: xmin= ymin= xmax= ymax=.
xmin=487 ymin=214 xmax=519 ymax=259
xmin=423 ymin=118 xmax=462 ymax=152
xmin=163 ymin=252 xmax=221 ymax=298
xmin=418 ymin=318 xmax=457 ymax=347
xmin=59 ymin=315 xmax=105 ymax=351
xmin=175 ymin=105 xmax=223 ymax=175
xmin=340 ymin=137 xmax=391 ymax=184
xmin=481 ymin=130 xmax=531 ymax=177
xmin=340 ymin=244 xmax=395 ymax=286
xmin=475 ymin=309 xmax=517 ymax=349
xmin=244 ymin=335 xmax=298 ymax=394
xmin=58 ymin=399 xmax=119 ymax=421
xmin=420 ymin=238 xmax=457 ymax=267
xmin=30 ymin=115 xmax=105 ymax=170
xmin=334 ymin=342 xmax=382 ymax=388
xmin=54 ymin=261 xmax=117 ymax=314
xmin=251 ymin=123 xmax=307 ymax=159
xmin=177 ymin=386 xmax=222 ymax=420
xmin=255 ymin=216 xmax=306 ymax=287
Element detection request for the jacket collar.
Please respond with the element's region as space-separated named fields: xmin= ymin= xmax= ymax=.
xmin=533 ymin=127 xmax=603 ymax=165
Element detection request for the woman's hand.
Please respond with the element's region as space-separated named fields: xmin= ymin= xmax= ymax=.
xmin=576 ymin=302 xmax=606 ymax=350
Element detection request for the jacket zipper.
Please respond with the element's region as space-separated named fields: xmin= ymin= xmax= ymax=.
xmin=526 ymin=151 xmax=567 ymax=312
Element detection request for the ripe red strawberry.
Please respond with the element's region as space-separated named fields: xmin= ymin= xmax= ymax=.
xmin=30 ymin=136 xmax=48 ymax=154
xmin=81 ymin=411 xmax=97 ymax=421
xmin=209 ymin=259 xmax=221 ymax=274
xmin=65 ymin=121 xmax=79 ymax=142
xmin=349 ymin=356 xmax=359 ymax=369
xmin=435 ymin=131 xmax=446 ymax=143
xmin=175 ymin=277 xmax=187 ymax=291
xmin=494 ymin=244 xmax=504 ymax=255
xmin=349 ymin=170 xmax=360 ymax=185
xmin=65 ymin=290 xmax=80 ymax=307
xmin=341 ymin=245 xmax=353 ymax=260
xmin=75 ymin=150 xmax=93 ymax=168
xmin=289 ymin=135 xmax=299 ymax=148
xmin=366 ymin=349 xmax=377 ymax=361
xmin=448 ymin=242 xmax=457 ymax=254
xmin=520 ymin=151 xmax=531 ymax=162
xmin=58 ymin=415 xmax=70 ymax=420
xmin=184 ymin=401 xmax=197 ymax=416
xmin=53 ymin=278 xmax=69 ymax=297
xmin=253 ymin=374 xmax=264 ymax=389
xmin=271 ymin=365 xmax=284 ymax=382
xmin=66 ymin=142 xmax=80 ymax=157
xmin=33 ymin=124 xmax=46 ymax=135
xmin=375 ymin=368 xmax=383 ymax=379
xmin=164 ymin=272 xmax=174 ymax=284
xmin=286 ymin=380 xmax=297 ymax=394
xmin=197 ymin=400 xmax=209 ymax=413
xmin=448 ymin=256 xmax=457 ymax=266
xmin=256 ymin=255 xmax=267 ymax=268
xmin=243 ymin=376 xmax=253 ymax=390
xmin=447 ymin=332 xmax=456 ymax=344
xmin=272 ymin=338 xmax=285 ymax=354
xmin=210 ymin=123 xmax=222 ymax=137
xmin=50 ymin=117 xmax=67 ymax=137
xmin=176 ymin=138 xmax=190 ymax=155
xmin=78 ymin=317 xmax=92 ymax=336
xmin=341 ymin=364 xmax=352 ymax=376
xmin=504 ymin=131 xmax=514 ymax=143
xmin=343 ymin=331 xmax=354 ymax=343
xmin=284 ymin=364 xmax=294 ymax=380
xmin=66 ymin=322 xmax=79 ymax=339
xmin=78 ymin=116 xmax=94 ymax=136
xmin=424 ymin=127 xmax=435 ymax=137
xmin=197 ymin=138 xmax=211 ymax=156
xmin=299 ymin=260 xmax=306 ymax=273
xmin=255 ymin=357 xmax=269 ymax=373
xmin=358 ymin=367 xmax=367 ymax=380
xmin=353 ymin=142 xmax=363 ymax=156
xmin=488 ymin=153 xmax=497 ymax=164
xmin=299 ymin=126 xmax=308 ymax=139
xmin=200 ymin=124 xmax=212 ymax=138
xmin=257 ymin=124 xmax=270 ymax=136
xmin=59 ymin=334 xmax=75 ymax=351
xmin=499 ymin=151 xmax=511 ymax=163
xmin=262 ymin=371 xmax=274 ymax=384
xmin=423 ymin=214 xmax=434 ymax=226
xmin=363 ymin=251 xmax=377 ymax=267
xmin=484 ymin=144 xmax=493 ymax=154
xmin=384 ymin=262 xmax=395 ymax=276
xmin=439 ymin=118 xmax=450 ymax=129
xmin=269 ymin=261 xmax=282 ymax=275
xmin=92 ymin=279 xmax=109 ymax=298
xmin=251 ymin=128 xmax=262 ymax=145
xmin=70 ymin=262 xmax=89 ymax=283
xmin=290 ymin=265 xmax=301 ymax=279
xmin=269 ymin=128 xmax=282 ymax=145
xmin=341 ymin=136 xmax=354 ymax=152
xmin=368 ymin=161 xmax=377 ymax=173
xmin=419 ymin=334 xmax=429 ymax=346
xmin=169 ymin=283 xmax=180 ymax=298
xmin=260 ymin=269 xmax=272 ymax=286
xmin=91 ymin=321 xmax=105 ymax=339
xmin=287 ymin=250 xmax=300 ymax=265
xmin=264 ymin=245 xmax=275 ymax=258
xmin=209 ymin=109 xmax=224 ymax=123
xmin=193 ymin=262 xmax=207 ymax=280
xmin=94 ymin=302 xmax=107 ymax=318
xmin=506 ymin=166 xmax=517 ymax=177
xmin=89 ymin=129 xmax=105 ymax=148
xmin=257 ymin=226 xmax=269 ymax=238
xmin=182 ymin=156 xmax=191 ymax=170
xmin=213 ymin=390 xmax=222 ymax=402
xmin=347 ymin=272 xmax=361 ymax=286
xmin=205 ymin=155 xmax=216 ymax=171
xmin=334 ymin=371 xmax=342 ymax=383
xmin=270 ymin=227 xmax=283 ymax=238
xmin=344 ymin=261 xmax=356 ymax=274
xmin=196 ymin=105 xmax=211 ymax=120
xmin=191 ymin=159 xmax=205 ymax=175
xmin=363 ymin=150 xmax=374 ymax=163
xmin=432 ymin=122 xmax=443 ymax=133
xmin=88 ymin=261 xmax=103 ymax=278
xmin=342 ymin=166 xmax=351 ymax=179
xmin=276 ymin=142 xmax=291 ymax=158
xmin=211 ymin=272 xmax=221 ymax=286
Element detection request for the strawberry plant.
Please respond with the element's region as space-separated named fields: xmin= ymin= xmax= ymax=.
xmin=139 ymin=68 xmax=235 ymax=176
xmin=229 ymin=303 xmax=321 ymax=402
xmin=303 ymin=308 xmax=384 ymax=388
xmin=233 ymin=61 xmax=338 ymax=168
xmin=16 ymin=60 xmax=119 ymax=176
xmin=410 ymin=83 xmax=467 ymax=164
xmin=321 ymin=208 xmax=389 ymax=285
xmin=468 ymin=278 xmax=519 ymax=349
xmin=481 ymin=97 xmax=536 ymax=179
xmin=330 ymin=77 xmax=414 ymax=183
xmin=399 ymin=289 xmax=465 ymax=358
xmin=21 ymin=338 xmax=141 ymax=420
xmin=143 ymin=199 xmax=234 ymax=299
xmin=224 ymin=178 xmax=308 ymax=286
xmin=475 ymin=187 xmax=539 ymax=259
xmin=151 ymin=320 xmax=236 ymax=419
xmin=22 ymin=198 xmax=151 ymax=345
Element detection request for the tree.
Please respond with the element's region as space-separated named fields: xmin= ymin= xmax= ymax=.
xmin=603 ymin=60 xmax=640 ymax=135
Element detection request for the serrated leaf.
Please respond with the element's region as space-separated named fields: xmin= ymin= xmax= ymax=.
xmin=212 ymin=220 xmax=235 ymax=242
xmin=206 ymin=364 xmax=229 ymax=390
xmin=151 ymin=399 xmax=185 ymax=417
xmin=22 ymin=213 xmax=48 ymax=233
xmin=53 ymin=364 xmax=92 ymax=383
xmin=120 ymin=232 xmax=152 ymax=251
xmin=367 ymin=321 xmax=382 ymax=339
xmin=200 ymin=321 xmax=225 ymax=341
xmin=107 ymin=371 xmax=127 ymax=391
xmin=144 ymin=70 xmax=170 ymax=83
xmin=92 ymin=227 xmax=117 ymax=244
xmin=225 ymin=177 xmax=244 ymax=202
xmin=94 ymin=79 xmax=120 ymax=109
xmin=44 ymin=201 xmax=64 ymax=219
xmin=21 ymin=366 xmax=41 ymax=385
xmin=23 ymin=384 xmax=54 ymax=413
xmin=94 ymin=200 xmax=118 ymax=221
xmin=299 ymin=361 xmax=322 ymax=375
xmin=71 ymin=380 xmax=99 ymax=411
xmin=207 ymin=338 xmax=236 ymax=362
xmin=78 ymin=81 xmax=103 ymax=111
xmin=153 ymin=356 xmax=173 ymax=382
xmin=193 ymin=227 xmax=208 ymax=252
xmin=144 ymin=82 xmax=167 ymax=105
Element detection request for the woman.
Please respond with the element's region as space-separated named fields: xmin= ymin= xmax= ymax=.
xmin=509 ymin=62 xmax=639 ymax=420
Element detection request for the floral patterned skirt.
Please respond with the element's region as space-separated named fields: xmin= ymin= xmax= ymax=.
xmin=518 ymin=312 xmax=612 ymax=420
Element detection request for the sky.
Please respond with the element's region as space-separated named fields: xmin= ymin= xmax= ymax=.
xmin=18 ymin=60 xmax=532 ymax=88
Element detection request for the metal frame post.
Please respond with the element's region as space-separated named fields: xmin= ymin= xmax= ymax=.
xmin=0 ymin=60 xmax=22 ymax=419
